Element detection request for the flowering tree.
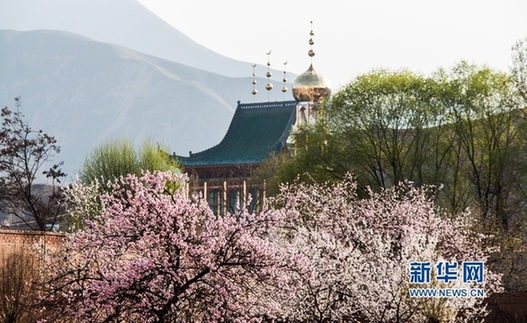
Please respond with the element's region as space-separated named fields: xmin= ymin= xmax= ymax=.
xmin=41 ymin=171 xmax=286 ymax=323
xmin=271 ymin=176 xmax=503 ymax=323
xmin=61 ymin=180 xmax=103 ymax=232
xmin=41 ymin=171 xmax=502 ymax=323
xmin=512 ymin=36 xmax=527 ymax=102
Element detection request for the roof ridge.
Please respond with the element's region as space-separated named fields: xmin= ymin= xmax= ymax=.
xmin=238 ymin=100 xmax=297 ymax=110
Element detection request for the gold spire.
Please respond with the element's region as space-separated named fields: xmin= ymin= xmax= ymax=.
xmin=308 ymin=21 xmax=315 ymax=59
xmin=292 ymin=21 xmax=332 ymax=103
xmin=265 ymin=50 xmax=273 ymax=93
xmin=251 ymin=64 xmax=257 ymax=100
xmin=282 ymin=61 xmax=288 ymax=94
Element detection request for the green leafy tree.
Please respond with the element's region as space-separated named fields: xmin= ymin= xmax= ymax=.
xmin=275 ymin=119 xmax=346 ymax=189
xmin=279 ymin=69 xmax=455 ymax=198
xmin=278 ymin=62 xmax=527 ymax=291
xmin=279 ymin=63 xmax=526 ymax=219
xmin=79 ymin=138 xmax=179 ymax=192
xmin=439 ymin=62 xmax=526 ymax=226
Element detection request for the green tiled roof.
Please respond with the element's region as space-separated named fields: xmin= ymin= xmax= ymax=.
xmin=177 ymin=100 xmax=297 ymax=167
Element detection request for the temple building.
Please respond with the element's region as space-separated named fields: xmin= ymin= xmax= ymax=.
xmin=175 ymin=23 xmax=331 ymax=215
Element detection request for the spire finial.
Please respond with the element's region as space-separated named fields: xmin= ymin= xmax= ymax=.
xmin=292 ymin=21 xmax=332 ymax=104
xmin=14 ymin=96 xmax=21 ymax=112
xmin=265 ymin=50 xmax=273 ymax=101
xmin=251 ymin=64 xmax=258 ymax=101
xmin=282 ymin=61 xmax=288 ymax=98
xmin=308 ymin=21 xmax=315 ymax=60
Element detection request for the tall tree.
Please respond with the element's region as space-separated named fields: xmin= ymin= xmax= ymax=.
xmin=279 ymin=69 xmax=457 ymax=199
xmin=440 ymin=62 xmax=526 ymax=226
xmin=326 ymin=69 xmax=450 ymax=192
xmin=79 ymin=138 xmax=179 ymax=192
xmin=0 ymin=106 xmax=65 ymax=231
xmin=278 ymin=63 xmax=526 ymax=222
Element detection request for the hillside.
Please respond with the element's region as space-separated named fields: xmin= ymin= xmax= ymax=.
xmin=0 ymin=30 xmax=294 ymax=178
xmin=0 ymin=0 xmax=287 ymax=80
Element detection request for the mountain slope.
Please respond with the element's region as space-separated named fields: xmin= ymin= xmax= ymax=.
xmin=0 ymin=0 xmax=288 ymax=80
xmin=0 ymin=30 xmax=294 ymax=178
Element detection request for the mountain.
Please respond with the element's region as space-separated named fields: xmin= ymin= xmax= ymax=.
xmin=0 ymin=0 xmax=287 ymax=80
xmin=0 ymin=30 xmax=295 ymax=179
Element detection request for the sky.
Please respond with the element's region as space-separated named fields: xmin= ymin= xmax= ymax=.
xmin=136 ymin=0 xmax=527 ymax=90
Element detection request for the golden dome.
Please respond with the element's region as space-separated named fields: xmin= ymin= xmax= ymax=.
xmin=292 ymin=63 xmax=332 ymax=103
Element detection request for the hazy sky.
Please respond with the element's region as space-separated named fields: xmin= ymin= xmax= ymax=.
xmin=136 ymin=0 xmax=527 ymax=89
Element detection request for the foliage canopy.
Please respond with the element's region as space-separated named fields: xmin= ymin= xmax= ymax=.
xmin=79 ymin=138 xmax=179 ymax=192
xmin=278 ymin=62 xmax=526 ymax=225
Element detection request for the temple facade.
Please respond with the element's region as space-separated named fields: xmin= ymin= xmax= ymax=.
xmin=174 ymin=23 xmax=332 ymax=215
xmin=176 ymin=100 xmax=297 ymax=215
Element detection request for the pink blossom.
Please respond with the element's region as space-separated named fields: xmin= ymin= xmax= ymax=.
xmin=42 ymin=171 xmax=288 ymax=322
